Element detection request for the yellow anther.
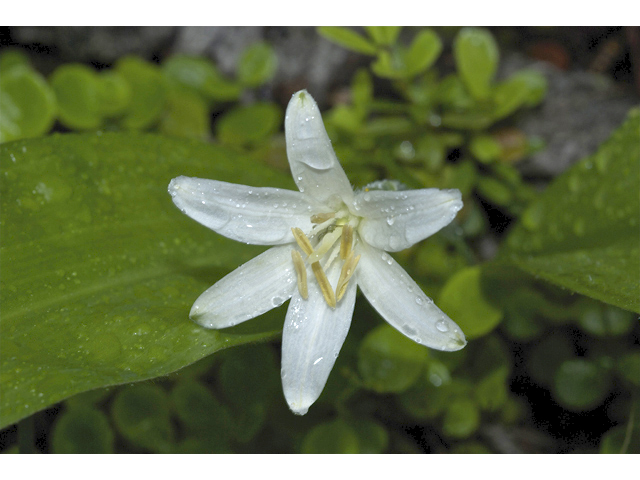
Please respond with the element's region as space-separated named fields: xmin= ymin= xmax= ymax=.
xmin=307 ymin=227 xmax=341 ymax=264
xmin=291 ymin=250 xmax=308 ymax=299
xmin=291 ymin=227 xmax=314 ymax=256
xmin=311 ymin=262 xmax=336 ymax=308
xmin=336 ymin=253 xmax=361 ymax=302
xmin=310 ymin=212 xmax=335 ymax=224
xmin=339 ymin=224 xmax=353 ymax=260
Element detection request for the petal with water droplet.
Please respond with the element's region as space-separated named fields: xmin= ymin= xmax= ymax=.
xmin=169 ymin=176 xmax=321 ymax=245
xmin=281 ymin=262 xmax=357 ymax=415
xmin=355 ymin=242 xmax=466 ymax=351
xmin=190 ymin=245 xmax=296 ymax=329
xmin=355 ymin=188 xmax=462 ymax=252
xmin=284 ymin=90 xmax=354 ymax=205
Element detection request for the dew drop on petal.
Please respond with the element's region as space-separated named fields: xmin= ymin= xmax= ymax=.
xmin=435 ymin=320 xmax=449 ymax=332
xmin=415 ymin=297 xmax=424 ymax=306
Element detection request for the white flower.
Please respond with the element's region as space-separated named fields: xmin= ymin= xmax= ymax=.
xmin=168 ymin=90 xmax=466 ymax=415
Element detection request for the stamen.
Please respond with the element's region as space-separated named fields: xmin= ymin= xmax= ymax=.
xmin=291 ymin=250 xmax=308 ymax=299
xmin=307 ymin=228 xmax=342 ymax=264
xmin=310 ymin=212 xmax=335 ymax=224
xmin=311 ymin=262 xmax=336 ymax=308
xmin=339 ymin=225 xmax=353 ymax=260
xmin=291 ymin=227 xmax=313 ymax=256
xmin=336 ymin=253 xmax=361 ymax=302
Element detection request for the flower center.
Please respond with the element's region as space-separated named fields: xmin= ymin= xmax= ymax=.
xmin=290 ymin=208 xmax=361 ymax=308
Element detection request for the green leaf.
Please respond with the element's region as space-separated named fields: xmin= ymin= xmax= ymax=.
xmin=438 ymin=266 xmax=504 ymax=339
xmin=492 ymin=70 xmax=547 ymax=120
xmin=50 ymin=64 xmax=103 ymax=130
xmin=600 ymin=425 xmax=640 ymax=454
xmin=553 ymin=359 xmax=612 ymax=411
xmin=503 ymin=109 xmax=640 ymax=313
xmin=171 ymin=380 xmax=232 ymax=434
xmin=51 ymin=405 xmax=114 ymax=453
xmin=0 ymin=66 xmax=56 ymax=143
xmin=364 ymin=26 xmax=402 ymax=46
xmin=442 ymin=398 xmax=480 ymax=438
xmin=160 ymin=89 xmax=210 ymax=140
xmin=162 ymin=55 xmax=242 ymax=102
xmin=96 ymin=71 xmax=132 ymax=118
xmin=111 ymin=384 xmax=174 ymax=452
xmin=301 ymin=419 xmax=360 ymax=454
xmin=216 ymin=102 xmax=281 ymax=146
xmin=0 ymin=49 xmax=32 ymax=72
xmin=404 ymin=29 xmax=442 ymax=77
xmin=115 ymin=56 xmax=166 ymax=129
xmin=237 ymin=42 xmax=278 ymax=88
xmin=0 ymin=132 xmax=293 ymax=429
xmin=454 ymin=27 xmax=499 ymax=100
xmin=318 ymin=27 xmax=378 ymax=56
xmin=218 ymin=344 xmax=278 ymax=442
xmin=358 ymin=323 xmax=427 ymax=393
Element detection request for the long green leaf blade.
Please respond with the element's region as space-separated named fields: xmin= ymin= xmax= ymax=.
xmin=0 ymin=132 xmax=292 ymax=428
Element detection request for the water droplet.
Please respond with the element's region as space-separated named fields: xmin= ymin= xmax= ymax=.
xmin=313 ymin=357 xmax=323 ymax=365
xmin=415 ymin=297 xmax=424 ymax=306
xmin=272 ymin=296 xmax=284 ymax=307
xmin=386 ymin=216 xmax=395 ymax=226
xmin=435 ymin=320 xmax=449 ymax=332
xmin=363 ymin=193 xmax=371 ymax=202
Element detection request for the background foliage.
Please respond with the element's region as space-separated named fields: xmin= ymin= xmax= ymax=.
xmin=1 ymin=26 xmax=638 ymax=454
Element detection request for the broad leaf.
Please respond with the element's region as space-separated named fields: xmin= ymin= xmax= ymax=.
xmin=503 ymin=108 xmax=640 ymax=313
xmin=0 ymin=132 xmax=294 ymax=428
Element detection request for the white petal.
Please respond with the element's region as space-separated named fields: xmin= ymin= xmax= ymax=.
xmin=190 ymin=245 xmax=296 ymax=329
xmin=355 ymin=188 xmax=462 ymax=251
xmin=281 ymin=263 xmax=357 ymax=415
xmin=355 ymin=242 xmax=466 ymax=351
xmin=169 ymin=176 xmax=323 ymax=245
xmin=285 ymin=90 xmax=354 ymax=207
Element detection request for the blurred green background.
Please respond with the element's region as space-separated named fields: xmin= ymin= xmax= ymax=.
xmin=0 ymin=26 xmax=638 ymax=454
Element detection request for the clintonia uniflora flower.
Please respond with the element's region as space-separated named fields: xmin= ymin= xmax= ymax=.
xmin=168 ymin=90 xmax=466 ymax=415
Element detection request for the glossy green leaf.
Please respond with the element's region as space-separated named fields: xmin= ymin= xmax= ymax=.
xmin=115 ymin=56 xmax=166 ymax=129
xmin=160 ymin=89 xmax=210 ymax=140
xmin=578 ymin=303 xmax=637 ymax=337
xmin=50 ymin=64 xmax=103 ymax=130
xmin=0 ymin=49 xmax=31 ymax=72
xmin=503 ymin=109 xmax=640 ymax=313
xmin=0 ymin=66 xmax=56 ymax=143
xmin=301 ymin=419 xmax=360 ymax=454
xmin=492 ymin=70 xmax=547 ymax=120
xmin=317 ymin=27 xmax=378 ymax=56
xmin=616 ymin=352 xmax=640 ymax=387
xmin=454 ymin=27 xmax=499 ymax=100
xmin=348 ymin=418 xmax=389 ymax=454
xmin=162 ymin=55 xmax=242 ymax=102
xmin=171 ymin=380 xmax=232 ymax=434
xmin=438 ymin=266 xmax=503 ymax=339
xmin=237 ymin=43 xmax=278 ymax=88
xmin=111 ymin=384 xmax=173 ymax=452
xmin=600 ymin=424 xmax=640 ymax=454
xmin=442 ymin=398 xmax=480 ymax=438
xmin=554 ymin=359 xmax=612 ymax=411
xmin=470 ymin=134 xmax=501 ymax=163
xmin=96 ymin=71 xmax=132 ymax=118
xmin=364 ymin=26 xmax=402 ymax=46
xmin=0 ymin=132 xmax=294 ymax=429
xmin=216 ymin=102 xmax=281 ymax=146
xmin=218 ymin=344 xmax=278 ymax=442
xmin=358 ymin=323 xmax=427 ymax=393
xmin=404 ymin=29 xmax=442 ymax=77
xmin=51 ymin=405 xmax=114 ymax=453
